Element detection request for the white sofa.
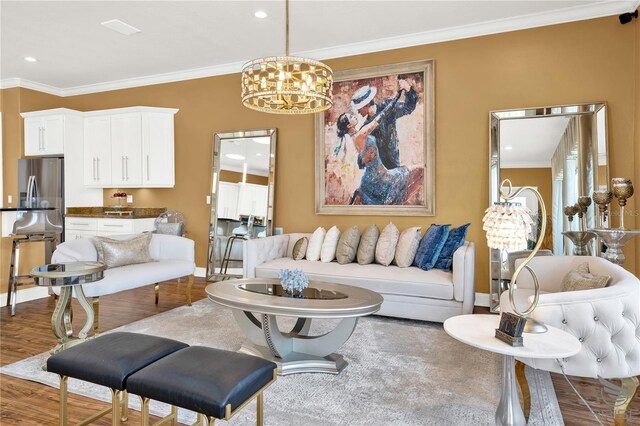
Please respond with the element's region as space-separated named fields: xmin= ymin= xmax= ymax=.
xmin=500 ymin=256 xmax=640 ymax=379
xmin=51 ymin=233 xmax=196 ymax=329
xmin=243 ymin=233 xmax=476 ymax=323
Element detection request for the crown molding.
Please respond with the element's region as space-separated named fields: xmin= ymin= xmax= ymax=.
xmin=2 ymin=0 xmax=637 ymax=97
xmin=501 ymin=161 xmax=552 ymax=169
xmin=0 ymin=78 xmax=64 ymax=96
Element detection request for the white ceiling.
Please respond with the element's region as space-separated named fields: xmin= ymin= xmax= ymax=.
xmin=500 ymin=116 xmax=571 ymax=168
xmin=220 ymin=137 xmax=271 ymax=176
xmin=1 ymin=0 xmax=638 ymax=96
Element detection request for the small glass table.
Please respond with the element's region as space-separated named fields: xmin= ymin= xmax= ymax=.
xmin=32 ymin=261 xmax=105 ymax=354
xmin=207 ymin=278 xmax=383 ymax=375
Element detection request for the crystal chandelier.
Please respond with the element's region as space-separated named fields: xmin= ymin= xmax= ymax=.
xmin=241 ymin=0 xmax=333 ymax=114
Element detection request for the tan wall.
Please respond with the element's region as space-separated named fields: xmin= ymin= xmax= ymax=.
xmin=634 ymin=21 xmax=640 ymax=276
xmin=219 ymin=170 xmax=268 ymax=185
xmin=2 ymin=16 xmax=638 ymax=295
xmin=500 ymin=168 xmax=553 ymax=215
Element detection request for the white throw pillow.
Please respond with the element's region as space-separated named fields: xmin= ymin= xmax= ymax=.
xmin=394 ymin=227 xmax=422 ymax=268
xmin=306 ymin=227 xmax=326 ymax=261
xmin=320 ymin=226 xmax=341 ymax=262
xmin=375 ymin=223 xmax=400 ymax=266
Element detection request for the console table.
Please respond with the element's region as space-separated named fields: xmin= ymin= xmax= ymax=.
xmin=444 ymin=314 xmax=581 ymax=426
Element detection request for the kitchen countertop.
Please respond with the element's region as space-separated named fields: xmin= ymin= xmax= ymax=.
xmin=66 ymin=207 xmax=166 ymax=219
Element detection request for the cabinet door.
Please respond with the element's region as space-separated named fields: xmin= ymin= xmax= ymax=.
xmin=218 ymin=182 xmax=239 ymax=220
xmin=24 ymin=118 xmax=43 ymax=156
xmin=142 ymin=112 xmax=174 ymax=187
xmin=65 ymin=230 xmax=96 ymax=241
xmin=42 ymin=115 xmax=65 ymax=155
xmin=111 ymin=113 xmax=142 ymax=186
xmin=254 ymin=184 xmax=269 ymax=218
xmin=84 ymin=116 xmax=112 ymax=186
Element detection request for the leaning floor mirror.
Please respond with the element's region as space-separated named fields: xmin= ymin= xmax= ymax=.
xmin=206 ymin=129 xmax=276 ymax=281
xmin=488 ymin=103 xmax=608 ymax=312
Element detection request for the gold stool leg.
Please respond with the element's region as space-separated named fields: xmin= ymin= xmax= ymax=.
xmin=171 ymin=405 xmax=178 ymax=426
xmin=154 ymin=283 xmax=160 ymax=305
xmin=187 ymin=275 xmax=194 ymax=306
xmin=59 ymin=375 xmax=68 ymax=426
xmin=120 ymin=390 xmax=129 ymax=422
xmin=256 ymin=391 xmax=264 ymax=426
xmin=140 ymin=397 xmax=150 ymax=426
xmin=614 ymin=376 xmax=639 ymax=426
xmin=514 ymin=360 xmax=530 ymax=423
xmin=92 ymin=297 xmax=100 ymax=334
xmin=111 ymin=389 xmax=121 ymax=426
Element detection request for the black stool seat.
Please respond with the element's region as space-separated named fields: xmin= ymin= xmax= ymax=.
xmin=47 ymin=332 xmax=189 ymax=390
xmin=127 ymin=346 xmax=277 ymax=419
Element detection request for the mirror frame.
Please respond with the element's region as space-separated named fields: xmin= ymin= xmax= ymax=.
xmin=488 ymin=102 xmax=608 ymax=312
xmin=206 ymin=128 xmax=277 ymax=281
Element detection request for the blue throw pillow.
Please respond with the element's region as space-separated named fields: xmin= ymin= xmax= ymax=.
xmin=413 ymin=224 xmax=450 ymax=270
xmin=434 ymin=223 xmax=471 ymax=271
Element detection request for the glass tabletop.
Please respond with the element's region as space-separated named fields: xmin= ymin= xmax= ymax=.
xmin=238 ymin=283 xmax=348 ymax=300
xmin=32 ymin=262 xmax=106 ymax=286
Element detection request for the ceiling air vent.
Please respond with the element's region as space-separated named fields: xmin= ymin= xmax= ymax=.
xmin=101 ymin=19 xmax=141 ymax=36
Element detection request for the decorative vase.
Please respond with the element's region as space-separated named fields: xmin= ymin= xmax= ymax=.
xmin=589 ymin=228 xmax=640 ymax=266
xmin=611 ymin=178 xmax=634 ymax=229
xmin=562 ymin=231 xmax=596 ymax=256
xmin=592 ymin=190 xmax=613 ymax=228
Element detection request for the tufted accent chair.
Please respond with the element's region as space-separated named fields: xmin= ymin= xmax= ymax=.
xmin=500 ymin=255 xmax=640 ymax=423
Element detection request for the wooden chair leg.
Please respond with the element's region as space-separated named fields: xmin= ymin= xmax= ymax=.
xmin=614 ymin=376 xmax=639 ymax=426
xmin=92 ymin=297 xmax=100 ymax=334
xmin=155 ymin=283 xmax=160 ymax=305
xmin=59 ymin=375 xmax=68 ymax=426
xmin=515 ymin=360 xmax=530 ymax=423
xmin=187 ymin=275 xmax=194 ymax=306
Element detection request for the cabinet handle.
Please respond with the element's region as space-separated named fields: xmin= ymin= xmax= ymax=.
xmin=39 ymin=127 xmax=44 ymax=151
xmin=69 ymin=222 xmax=90 ymax=226
xmin=93 ymin=158 xmax=97 ymax=181
xmin=103 ymin=224 xmax=124 ymax=227
xmin=146 ymin=155 xmax=150 ymax=180
xmin=41 ymin=127 xmax=46 ymax=151
xmin=125 ymin=156 xmax=129 ymax=181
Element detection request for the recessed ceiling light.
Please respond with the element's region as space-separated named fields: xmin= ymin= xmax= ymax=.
xmin=254 ymin=10 xmax=268 ymax=19
xmin=256 ymin=153 xmax=262 ymax=157
xmin=505 ymin=146 xmax=513 ymax=150
xmin=253 ymin=137 xmax=271 ymax=144
xmin=226 ymin=154 xmax=245 ymax=160
xmin=101 ymin=19 xmax=141 ymax=36
xmin=24 ymin=56 xmax=37 ymax=62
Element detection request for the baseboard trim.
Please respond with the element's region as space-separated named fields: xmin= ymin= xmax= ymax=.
xmin=194 ymin=267 xmax=206 ymax=278
xmin=475 ymin=293 xmax=490 ymax=307
xmin=0 ymin=286 xmax=50 ymax=307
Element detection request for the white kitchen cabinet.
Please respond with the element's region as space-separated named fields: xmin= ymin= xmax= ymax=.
xmin=23 ymin=114 xmax=65 ymax=156
xmin=142 ymin=111 xmax=175 ymax=187
xmin=237 ymin=183 xmax=268 ymax=218
xmin=83 ymin=116 xmax=112 ymax=186
xmin=111 ymin=113 xmax=142 ymax=187
xmin=65 ymin=217 xmax=155 ymax=241
xmin=217 ymin=182 xmax=239 ymax=220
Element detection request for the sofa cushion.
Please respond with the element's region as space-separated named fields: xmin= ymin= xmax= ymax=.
xmin=434 ymin=223 xmax=470 ymax=271
xmin=255 ymin=258 xmax=454 ymax=300
xmin=357 ymin=224 xmax=379 ymax=265
xmin=561 ymin=262 xmax=610 ymax=292
xmin=336 ymin=226 xmax=360 ymax=265
xmin=321 ymin=226 xmax=341 ymax=263
xmin=93 ymin=233 xmax=153 ymax=268
xmin=414 ymin=224 xmax=450 ymax=270
xmin=306 ymin=227 xmax=326 ymax=261
xmin=394 ymin=227 xmax=421 ymax=268
xmin=292 ymin=237 xmax=308 ymax=261
xmin=376 ymin=223 xmax=399 ymax=266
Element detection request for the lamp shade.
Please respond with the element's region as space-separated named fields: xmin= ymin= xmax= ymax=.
xmin=482 ymin=202 xmax=534 ymax=251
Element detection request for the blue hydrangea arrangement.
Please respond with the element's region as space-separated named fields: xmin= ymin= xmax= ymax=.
xmin=278 ymin=269 xmax=309 ymax=295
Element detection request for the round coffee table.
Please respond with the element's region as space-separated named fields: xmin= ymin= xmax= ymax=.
xmin=206 ymin=278 xmax=383 ymax=375
xmin=32 ymin=261 xmax=105 ymax=354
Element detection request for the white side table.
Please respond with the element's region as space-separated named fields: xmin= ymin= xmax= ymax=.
xmin=444 ymin=314 xmax=581 ymax=426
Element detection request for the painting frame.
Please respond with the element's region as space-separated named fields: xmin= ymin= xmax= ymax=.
xmin=314 ymin=59 xmax=435 ymax=216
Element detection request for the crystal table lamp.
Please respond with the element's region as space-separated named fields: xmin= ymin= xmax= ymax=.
xmin=483 ymin=179 xmax=548 ymax=333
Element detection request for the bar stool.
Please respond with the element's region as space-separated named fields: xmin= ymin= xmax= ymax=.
xmin=7 ymin=233 xmax=59 ymax=316
xmin=219 ymin=234 xmax=246 ymax=277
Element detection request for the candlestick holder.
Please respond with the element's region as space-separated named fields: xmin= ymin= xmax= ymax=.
xmin=611 ymin=178 xmax=634 ymax=229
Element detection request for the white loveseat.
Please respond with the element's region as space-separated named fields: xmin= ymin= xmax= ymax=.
xmin=51 ymin=234 xmax=196 ymax=329
xmin=243 ymin=233 xmax=476 ymax=323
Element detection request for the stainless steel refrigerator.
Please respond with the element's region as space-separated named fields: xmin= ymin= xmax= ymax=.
xmin=17 ymin=158 xmax=64 ymax=242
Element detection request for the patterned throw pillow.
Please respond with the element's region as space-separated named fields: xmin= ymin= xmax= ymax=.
xmin=336 ymin=226 xmax=360 ymax=264
xmin=394 ymin=227 xmax=422 ymax=268
xmin=434 ymin=223 xmax=471 ymax=271
xmin=321 ymin=226 xmax=341 ymax=263
xmin=292 ymin=237 xmax=308 ymax=261
xmin=306 ymin=227 xmax=326 ymax=261
xmin=413 ymin=224 xmax=450 ymax=270
xmin=375 ymin=223 xmax=400 ymax=266
xmin=357 ymin=224 xmax=379 ymax=265
xmin=93 ymin=233 xmax=153 ymax=268
xmin=561 ymin=262 xmax=610 ymax=292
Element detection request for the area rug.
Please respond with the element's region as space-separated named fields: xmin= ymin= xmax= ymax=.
xmin=1 ymin=299 xmax=563 ymax=425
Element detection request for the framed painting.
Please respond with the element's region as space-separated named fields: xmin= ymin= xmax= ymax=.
xmin=315 ymin=59 xmax=435 ymax=216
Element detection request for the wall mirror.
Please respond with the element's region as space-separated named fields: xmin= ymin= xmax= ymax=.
xmin=488 ymin=103 xmax=608 ymax=311
xmin=206 ymin=129 xmax=276 ymax=281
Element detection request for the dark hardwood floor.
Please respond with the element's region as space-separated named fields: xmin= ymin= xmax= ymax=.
xmin=1 ymin=280 xmax=638 ymax=425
